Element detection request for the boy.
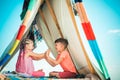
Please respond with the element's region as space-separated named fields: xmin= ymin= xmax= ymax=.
xmin=45 ymin=38 xmax=77 ymax=78
xmin=16 ymin=38 xmax=45 ymax=77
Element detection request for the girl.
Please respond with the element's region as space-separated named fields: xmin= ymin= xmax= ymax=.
xmin=16 ymin=38 xmax=45 ymax=77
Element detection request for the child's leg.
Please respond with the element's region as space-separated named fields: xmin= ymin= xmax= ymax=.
xmin=49 ymin=71 xmax=60 ymax=78
xmin=0 ymin=74 xmax=7 ymax=80
xmin=32 ymin=70 xmax=45 ymax=77
xmin=59 ymin=71 xmax=76 ymax=78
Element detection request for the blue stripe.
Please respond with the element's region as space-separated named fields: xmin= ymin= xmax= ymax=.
xmin=88 ymin=40 xmax=103 ymax=60
xmin=74 ymin=0 xmax=82 ymax=3
xmin=0 ymin=38 xmax=15 ymax=61
xmin=0 ymin=54 xmax=10 ymax=66
xmin=88 ymin=40 xmax=110 ymax=79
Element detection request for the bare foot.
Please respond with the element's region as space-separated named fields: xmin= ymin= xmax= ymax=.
xmin=0 ymin=74 xmax=6 ymax=80
xmin=38 ymin=69 xmax=43 ymax=71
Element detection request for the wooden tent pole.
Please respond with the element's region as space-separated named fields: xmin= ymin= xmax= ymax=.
xmin=45 ymin=0 xmax=63 ymax=37
xmin=38 ymin=9 xmax=52 ymax=37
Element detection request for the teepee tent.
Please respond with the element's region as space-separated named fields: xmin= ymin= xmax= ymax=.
xmin=0 ymin=0 xmax=110 ymax=80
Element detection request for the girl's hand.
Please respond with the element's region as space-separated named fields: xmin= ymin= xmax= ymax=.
xmin=45 ymin=49 xmax=51 ymax=58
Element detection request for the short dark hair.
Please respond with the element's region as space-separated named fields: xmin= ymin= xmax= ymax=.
xmin=55 ymin=38 xmax=68 ymax=48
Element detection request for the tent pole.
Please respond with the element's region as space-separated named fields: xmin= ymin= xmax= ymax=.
xmin=38 ymin=9 xmax=52 ymax=37
xmin=45 ymin=0 xmax=63 ymax=37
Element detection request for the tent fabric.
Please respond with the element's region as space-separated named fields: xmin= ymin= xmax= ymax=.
xmin=27 ymin=22 xmax=42 ymax=48
xmin=20 ymin=0 xmax=37 ymax=20
xmin=20 ymin=0 xmax=30 ymax=20
xmin=43 ymin=0 xmax=89 ymax=72
xmin=0 ymin=0 xmax=42 ymax=71
xmin=0 ymin=0 xmax=110 ymax=80
xmin=0 ymin=24 xmax=42 ymax=68
xmin=74 ymin=0 xmax=110 ymax=79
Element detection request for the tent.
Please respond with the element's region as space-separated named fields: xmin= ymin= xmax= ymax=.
xmin=0 ymin=0 xmax=110 ymax=80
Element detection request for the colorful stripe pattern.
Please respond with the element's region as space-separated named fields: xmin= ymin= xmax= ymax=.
xmin=74 ymin=0 xmax=110 ymax=80
xmin=0 ymin=0 xmax=37 ymax=70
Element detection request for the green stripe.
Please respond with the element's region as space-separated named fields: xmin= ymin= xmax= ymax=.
xmin=28 ymin=0 xmax=37 ymax=10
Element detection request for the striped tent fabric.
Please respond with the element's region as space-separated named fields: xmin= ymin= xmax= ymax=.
xmin=0 ymin=0 xmax=41 ymax=71
xmin=74 ymin=0 xmax=110 ymax=80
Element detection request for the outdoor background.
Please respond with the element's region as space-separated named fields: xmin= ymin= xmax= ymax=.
xmin=0 ymin=0 xmax=120 ymax=79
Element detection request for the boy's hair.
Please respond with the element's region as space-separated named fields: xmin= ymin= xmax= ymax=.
xmin=55 ymin=38 xmax=68 ymax=48
xmin=20 ymin=38 xmax=34 ymax=50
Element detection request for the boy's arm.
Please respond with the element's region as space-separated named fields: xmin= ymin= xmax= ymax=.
xmin=29 ymin=52 xmax=45 ymax=60
xmin=45 ymin=50 xmax=64 ymax=67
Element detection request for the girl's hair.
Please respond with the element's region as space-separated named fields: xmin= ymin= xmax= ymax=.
xmin=55 ymin=38 xmax=68 ymax=48
xmin=20 ymin=38 xmax=34 ymax=50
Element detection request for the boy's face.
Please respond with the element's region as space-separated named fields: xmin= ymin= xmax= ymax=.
xmin=55 ymin=42 xmax=65 ymax=52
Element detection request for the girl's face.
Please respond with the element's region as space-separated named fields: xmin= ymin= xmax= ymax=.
xmin=24 ymin=40 xmax=34 ymax=50
xmin=55 ymin=42 xmax=65 ymax=52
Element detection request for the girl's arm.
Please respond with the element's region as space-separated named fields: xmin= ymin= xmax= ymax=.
xmin=29 ymin=52 xmax=45 ymax=60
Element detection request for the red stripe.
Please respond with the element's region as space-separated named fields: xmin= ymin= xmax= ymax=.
xmin=82 ymin=22 xmax=95 ymax=40
xmin=16 ymin=25 xmax=26 ymax=40
xmin=87 ymin=22 xmax=95 ymax=40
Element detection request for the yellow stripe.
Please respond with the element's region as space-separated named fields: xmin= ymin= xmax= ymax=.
xmin=9 ymin=40 xmax=20 ymax=55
